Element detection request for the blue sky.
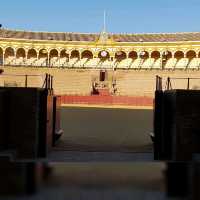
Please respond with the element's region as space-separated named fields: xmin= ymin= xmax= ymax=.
xmin=1 ymin=0 xmax=200 ymax=33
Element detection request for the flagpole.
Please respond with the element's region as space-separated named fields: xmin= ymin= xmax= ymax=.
xmin=104 ymin=10 xmax=106 ymax=32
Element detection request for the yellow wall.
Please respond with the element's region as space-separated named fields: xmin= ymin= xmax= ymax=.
xmin=2 ymin=66 xmax=200 ymax=97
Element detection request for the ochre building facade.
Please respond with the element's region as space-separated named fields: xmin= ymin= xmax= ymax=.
xmin=1 ymin=29 xmax=200 ymax=97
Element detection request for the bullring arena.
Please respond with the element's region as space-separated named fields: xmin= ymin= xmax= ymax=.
xmin=1 ymin=28 xmax=200 ymax=106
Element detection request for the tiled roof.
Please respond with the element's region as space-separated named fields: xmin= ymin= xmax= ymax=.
xmin=0 ymin=29 xmax=200 ymax=43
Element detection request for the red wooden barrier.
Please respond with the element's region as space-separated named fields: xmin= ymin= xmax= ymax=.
xmin=59 ymin=94 xmax=153 ymax=107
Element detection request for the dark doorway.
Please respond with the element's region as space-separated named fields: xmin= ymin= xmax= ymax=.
xmin=100 ymin=70 xmax=107 ymax=82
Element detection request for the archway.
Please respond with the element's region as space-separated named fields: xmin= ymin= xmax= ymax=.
xmin=162 ymin=51 xmax=172 ymax=59
xmin=60 ymin=50 xmax=69 ymax=67
xmin=49 ymin=49 xmax=58 ymax=58
xmin=49 ymin=49 xmax=59 ymax=67
xmin=115 ymin=51 xmax=126 ymax=61
xmin=16 ymin=48 xmax=26 ymax=65
xmin=4 ymin=47 xmax=15 ymax=58
xmin=27 ymin=49 xmax=37 ymax=59
xmin=38 ymin=49 xmax=48 ymax=67
xmin=4 ymin=47 xmax=15 ymax=65
xmin=161 ymin=51 xmax=173 ymax=69
xmin=81 ymin=50 xmax=93 ymax=59
xmin=174 ymin=51 xmax=184 ymax=59
xmin=186 ymin=50 xmax=196 ymax=59
xmin=139 ymin=51 xmax=149 ymax=59
xmin=71 ymin=50 xmax=80 ymax=59
xmin=39 ymin=49 xmax=48 ymax=59
xmin=128 ymin=51 xmax=138 ymax=59
xmin=151 ymin=51 xmax=160 ymax=59
xmin=60 ymin=50 xmax=69 ymax=58
xmin=16 ymin=48 xmax=26 ymax=58
xmin=27 ymin=49 xmax=37 ymax=66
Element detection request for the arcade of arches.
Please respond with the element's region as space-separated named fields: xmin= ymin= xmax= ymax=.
xmin=0 ymin=47 xmax=200 ymax=69
xmin=2 ymin=44 xmax=200 ymax=98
